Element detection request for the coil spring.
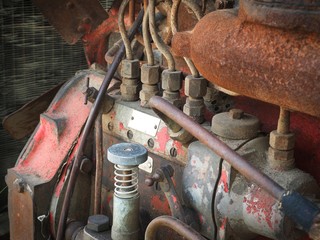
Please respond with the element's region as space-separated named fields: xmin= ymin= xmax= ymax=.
xmin=114 ymin=164 xmax=139 ymax=198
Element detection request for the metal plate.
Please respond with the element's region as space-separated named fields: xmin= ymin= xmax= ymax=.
xmin=139 ymin=156 xmax=153 ymax=173
xmin=128 ymin=110 xmax=161 ymax=137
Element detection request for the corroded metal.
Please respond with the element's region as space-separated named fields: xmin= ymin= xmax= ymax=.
xmin=239 ymin=0 xmax=320 ymax=34
xmin=171 ymin=9 xmax=320 ymax=118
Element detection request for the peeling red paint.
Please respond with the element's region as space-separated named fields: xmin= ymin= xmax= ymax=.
xmin=219 ymin=169 xmax=229 ymax=193
xmin=244 ymin=187 xmax=276 ymax=230
xmin=154 ymin=126 xmax=170 ymax=152
xmin=119 ymin=122 xmax=125 ymax=131
xmin=150 ymin=195 xmax=170 ymax=214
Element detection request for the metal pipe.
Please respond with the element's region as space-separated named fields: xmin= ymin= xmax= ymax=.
xmin=277 ymin=107 xmax=290 ymax=134
xmin=119 ymin=0 xmax=133 ymax=60
xmin=171 ymin=0 xmax=199 ymax=77
xmin=142 ymin=5 xmax=154 ymax=66
xmin=94 ymin=111 xmax=103 ymax=214
xmin=149 ymin=96 xmax=285 ymax=200
xmin=149 ymin=0 xmax=175 ymax=70
xmin=55 ymin=10 xmax=144 ymax=240
xmin=145 ymin=215 xmax=205 ymax=240
xmin=129 ymin=0 xmax=135 ymax=25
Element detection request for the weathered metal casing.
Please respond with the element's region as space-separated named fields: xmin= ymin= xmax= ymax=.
xmin=182 ymin=110 xmax=320 ymax=239
xmin=172 ymin=9 xmax=320 ymax=118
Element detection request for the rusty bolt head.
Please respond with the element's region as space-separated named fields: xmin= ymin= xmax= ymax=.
xmin=13 ymin=179 xmax=25 ymax=193
xmin=185 ymin=75 xmax=207 ymax=98
xmin=87 ymin=215 xmax=110 ymax=232
xmin=269 ymin=130 xmax=295 ymax=151
xmin=141 ymin=64 xmax=160 ymax=85
xmin=161 ymin=70 xmax=182 ymax=92
xmin=121 ymin=59 xmax=140 ymax=79
xmin=80 ymin=158 xmax=93 ymax=174
xmin=229 ymin=109 xmax=244 ymax=119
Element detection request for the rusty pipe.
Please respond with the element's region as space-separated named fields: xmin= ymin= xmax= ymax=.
xmin=277 ymin=107 xmax=290 ymax=134
xmin=171 ymin=9 xmax=320 ymax=118
xmin=94 ymin=111 xmax=103 ymax=214
xmin=145 ymin=215 xmax=205 ymax=240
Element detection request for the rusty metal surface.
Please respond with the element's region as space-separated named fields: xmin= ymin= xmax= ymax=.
xmin=32 ymin=0 xmax=108 ymax=44
xmin=172 ymin=10 xmax=320 ymax=118
xmin=2 ymin=82 xmax=63 ymax=140
xmin=145 ymin=215 xmax=206 ymax=240
xmin=239 ymin=0 xmax=320 ymax=34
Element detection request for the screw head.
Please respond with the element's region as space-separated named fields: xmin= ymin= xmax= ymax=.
xmin=87 ymin=215 xmax=110 ymax=232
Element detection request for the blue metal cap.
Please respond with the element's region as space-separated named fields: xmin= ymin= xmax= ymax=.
xmin=107 ymin=143 xmax=148 ymax=166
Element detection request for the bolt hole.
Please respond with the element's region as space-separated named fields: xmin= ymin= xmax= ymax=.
xmin=214 ymin=106 xmax=220 ymax=112
xmin=127 ymin=130 xmax=133 ymax=139
xmin=170 ymin=147 xmax=177 ymax=157
xmin=225 ymin=103 xmax=231 ymax=109
xmin=148 ymin=138 xmax=154 ymax=148
xmin=211 ymin=100 xmax=217 ymax=105
xmin=131 ymin=116 xmax=134 ymax=120
xmin=154 ymin=125 xmax=157 ymax=129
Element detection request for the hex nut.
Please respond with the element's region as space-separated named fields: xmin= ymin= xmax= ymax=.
xmin=269 ymin=130 xmax=295 ymax=151
xmin=268 ymin=147 xmax=295 ymax=170
xmin=161 ymin=70 xmax=182 ymax=91
xmin=185 ymin=75 xmax=207 ymax=98
xmin=140 ymin=84 xmax=159 ymax=104
xmin=183 ymin=98 xmax=205 ymax=122
xmin=121 ymin=59 xmax=140 ymax=79
xmin=141 ymin=64 xmax=160 ymax=84
xmin=87 ymin=215 xmax=110 ymax=232
xmin=162 ymin=90 xmax=183 ymax=108
xmin=121 ymin=78 xmax=140 ymax=101
xmin=268 ymin=147 xmax=294 ymax=162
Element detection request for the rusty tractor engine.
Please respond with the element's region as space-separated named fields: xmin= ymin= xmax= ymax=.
xmin=4 ymin=0 xmax=320 ymax=240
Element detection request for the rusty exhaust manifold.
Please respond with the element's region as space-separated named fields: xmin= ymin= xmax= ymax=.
xmin=172 ymin=1 xmax=320 ymax=118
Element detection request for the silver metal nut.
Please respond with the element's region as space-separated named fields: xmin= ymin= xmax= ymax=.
xmin=269 ymin=130 xmax=295 ymax=151
xmin=161 ymin=69 xmax=182 ymax=92
xmin=121 ymin=59 xmax=140 ymax=79
xmin=141 ymin=64 xmax=160 ymax=84
xmin=185 ymin=75 xmax=207 ymax=98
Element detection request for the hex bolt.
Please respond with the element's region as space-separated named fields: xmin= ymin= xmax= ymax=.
xmin=107 ymin=143 xmax=148 ymax=240
xmin=87 ymin=215 xmax=110 ymax=232
xmin=229 ymin=109 xmax=244 ymax=119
